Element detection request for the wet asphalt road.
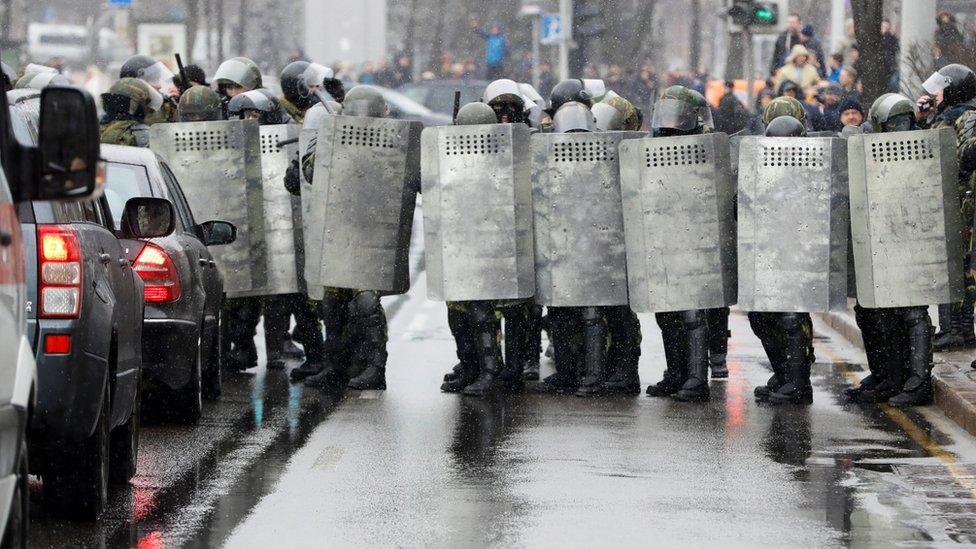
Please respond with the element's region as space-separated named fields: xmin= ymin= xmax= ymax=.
xmin=28 ymin=241 xmax=976 ymax=547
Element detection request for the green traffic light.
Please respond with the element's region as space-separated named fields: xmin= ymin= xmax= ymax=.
xmin=754 ymin=8 xmax=775 ymax=22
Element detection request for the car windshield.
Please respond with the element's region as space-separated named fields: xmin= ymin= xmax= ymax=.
xmin=103 ymin=162 xmax=153 ymax=228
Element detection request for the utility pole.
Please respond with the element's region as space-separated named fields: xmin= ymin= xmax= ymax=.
xmin=558 ymin=0 xmax=572 ymax=80
xmin=532 ymin=15 xmax=541 ymax=90
xmin=744 ymin=25 xmax=754 ymax=102
xmin=829 ymin=0 xmax=845 ymax=54
xmin=216 ymin=0 xmax=224 ymax=60
xmin=899 ymin=0 xmax=936 ymax=95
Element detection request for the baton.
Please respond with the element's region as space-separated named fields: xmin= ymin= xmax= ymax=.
xmin=314 ymin=89 xmax=337 ymax=114
xmin=175 ymin=53 xmax=190 ymax=94
xmin=452 ymin=90 xmax=461 ymax=124
xmin=276 ymin=137 xmax=299 ymax=148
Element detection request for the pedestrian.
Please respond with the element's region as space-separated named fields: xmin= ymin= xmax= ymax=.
xmin=799 ymin=24 xmax=827 ymax=78
xmin=837 ymin=96 xmax=864 ymax=128
xmin=881 ymin=18 xmax=900 ymax=92
xmin=935 ymin=12 xmax=968 ymax=65
xmin=771 ymin=13 xmax=803 ymax=75
xmin=826 ymin=53 xmax=844 ymax=83
xmin=714 ymin=80 xmax=750 ymax=135
xmin=839 ymin=65 xmax=860 ymax=101
xmin=820 ymin=84 xmax=844 ymax=131
xmin=775 ymin=45 xmax=821 ymax=91
xmin=473 ymin=23 xmax=509 ymax=81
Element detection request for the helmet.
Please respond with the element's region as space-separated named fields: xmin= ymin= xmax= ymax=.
xmin=228 ymin=89 xmax=287 ymax=124
xmin=26 ymin=71 xmax=69 ymax=89
xmin=594 ymin=92 xmax=642 ymax=131
xmin=762 ymin=96 xmax=806 ymax=125
xmin=582 ymin=79 xmax=607 ymax=102
xmin=553 ymin=101 xmax=595 ymax=133
xmin=549 ymin=79 xmax=593 ymax=113
xmin=342 ymin=85 xmax=387 ymax=118
xmin=484 ymin=79 xmax=526 ymax=123
xmin=281 ymin=60 xmax=314 ymax=109
xmin=120 ymin=54 xmax=175 ymax=91
xmin=456 ymin=102 xmax=497 ymax=126
xmin=101 ymin=77 xmax=163 ymax=118
xmin=518 ymin=83 xmax=546 ymax=108
xmin=868 ymin=93 xmax=918 ymax=133
xmin=923 ymin=63 xmax=976 ymax=107
xmin=214 ymin=57 xmax=262 ymax=92
xmin=651 ymin=85 xmax=713 ymax=134
xmin=764 ymin=115 xmax=807 ymax=137
xmin=302 ymin=62 xmax=346 ymax=103
xmin=179 ymin=85 xmax=223 ymax=122
xmin=15 ymin=64 xmax=57 ymax=89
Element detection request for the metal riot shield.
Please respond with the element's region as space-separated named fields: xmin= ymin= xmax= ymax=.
xmin=305 ymin=115 xmax=423 ymax=294
xmin=532 ymin=131 xmax=645 ymax=306
xmin=150 ymin=120 xmax=266 ymax=298
xmin=421 ymin=123 xmax=535 ymax=301
xmin=256 ymin=124 xmax=303 ymax=296
xmin=737 ymin=136 xmax=849 ymax=312
xmin=847 ymin=128 xmax=963 ymax=307
xmin=619 ymin=133 xmax=737 ymax=312
xmin=298 ymin=128 xmax=325 ymax=300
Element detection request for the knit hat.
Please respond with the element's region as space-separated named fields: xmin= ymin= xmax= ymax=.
xmin=838 ymin=96 xmax=863 ymax=115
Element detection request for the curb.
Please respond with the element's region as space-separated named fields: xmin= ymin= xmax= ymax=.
xmin=817 ymin=310 xmax=976 ymax=438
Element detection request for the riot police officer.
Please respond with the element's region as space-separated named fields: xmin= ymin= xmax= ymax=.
xmin=279 ymin=61 xmax=315 ymax=123
xmin=178 ymin=85 xmax=223 ymax=122
xmin=643 ymin=86 xmax=714 ymax=402
xmin=301 ymin=86 xmax=397 ymax=391
xmin=845 ymin=94 xmax=935 ymax=407
xmin=214 ymin=57 xmax=263 ymax=117
xmin=100 ymin=77 xmax=163 ymax=147
xmin=227 ymin=89 xmax=293 ymax=125
xmin=120 ymin=54 xmax=179 ymax=124
xmin=918 ymin=64 xmax=976 ymax=353
xmin=748 ymin=98 xmax=817 ymax=406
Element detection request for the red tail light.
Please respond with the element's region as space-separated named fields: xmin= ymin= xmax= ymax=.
xmin=37 ymin=225 xmax=82 ymax=319
xmin=133 ymin=243 xmax=181 ymax=303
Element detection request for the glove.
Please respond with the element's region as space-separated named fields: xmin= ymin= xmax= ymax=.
xmin=284 ymin=158 xmax=302 ymax=196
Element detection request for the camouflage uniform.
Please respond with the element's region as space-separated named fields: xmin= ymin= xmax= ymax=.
xmin=99 ymin=77 xmax=157 ymax=147
xmin=279 ymin=97 xmax=306 ymax=125
xmin=100 ymin=120 xmax=150 ymax=147
xmin=145 ymin=99 xmax=179 ymax=125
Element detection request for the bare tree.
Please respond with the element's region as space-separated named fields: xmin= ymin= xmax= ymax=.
xmin=183 ymin=0 xmax=200 ymax=62
xmin=850 ymin=0 xmax=886 ymax=103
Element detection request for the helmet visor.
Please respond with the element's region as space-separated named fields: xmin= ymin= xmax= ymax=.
xmin=923 ymin=72 xmax=952 ymax=95
xmin=141 ymin=61 xmax=175 ymax=90
xmin=214 ymin=59 xmax=255 ymax=89
xmin=28 ymin=72 xmax=69 ymax=89
xmin=303 ymin=63 xmax=334 ymax=88
xmin=518 ymin=83 xmax=545 ymax=105
xmin=553 ymin=103 xmax=595 ymax=133
xmin=145 ymin=85 xmax=164 ymax=113
xmin=582 ymin=79 xmax=607 ymax=102
xmin=872 ymin=93 xmax=914 ymax=125
xmin=651 ymin=97 xmax=713 ymax=131
xmin=592 ymin=102 xmax=625 ymax=131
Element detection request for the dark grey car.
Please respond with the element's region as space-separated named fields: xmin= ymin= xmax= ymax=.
xmin=100 ymin=145 xmax=235 ymax=423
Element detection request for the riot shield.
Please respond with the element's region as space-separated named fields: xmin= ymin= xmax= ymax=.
xmin=256 ymin=124 xmax=303 ymax=296
xmin=305 ymin=115 xmax=423 ymax=294
xmin=421 ymin=123 xmax=535 ymax=301
xmin=150 ymin=120 xmax=266 ymax=298
xmin=619 ymin=133 xmax=736 ymax=312
xmin=298 ymin=128 xmax=325 ymax=300
xmin=847 ymin=128 xmax=963 ymax=307
xmin=532 ymin=131 xmax=645 ymax=306
xmin=737 ymin=136 xmax=849 ymax=312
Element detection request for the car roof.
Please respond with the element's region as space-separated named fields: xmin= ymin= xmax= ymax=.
xmin=100 ymin=143 xmax=161 ymax=166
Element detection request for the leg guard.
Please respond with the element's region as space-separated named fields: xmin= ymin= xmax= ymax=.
xmin=576 ymin=307 xmax=609 ymax=397
xmin=706 ymin=307 xmax=730 ymax=378
xmin=889 ymin=306 xmax=934 ymax=407
xmin=604 ymin=305 xmax=642 ymax=395
xmin=768 ymin=313 xmax=814 ymax=405
xmin=347 ymin=291 xmax=388 ymax=390
xmin=673 ymin=309 xmax=710 ymax=402
xmin=463 ymin=301 xmax=505 ymax=397
xmin=647 ymin=312 xmax=688 ymax=397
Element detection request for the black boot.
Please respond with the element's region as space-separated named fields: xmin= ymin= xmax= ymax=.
xmin=750 ymin=312 xmax=786 ymax=401
xmin=846 ymin=305 xmax=890 ymax=401
xmin=960 ymin=303 xmax=976 ymax=347
xmin=442 ymin=307 xmax=479 ymax=393
xmin=603 ymin=306 xmax=642 ymax=395
xmin=463 ymin=303 xmax=505 ymax=397
xmin=532 ymin=308 xmax=582 ymax=394
xmin=647 ymin=312 xmax=688 ymax=397
xmin=523 ymin=305 xmax=544 ymax=382
xmin=295 ymin=293 xmax=350 ymax=382
xmin=933 ymin=303 xmax=974 ymax=351
xmin=347 ymin=292 xmax=388 ymax=391
xmin=706 ymin=307 xmax=730 ymax=379
xmin=889 ymin=307 xmax=934 ymax=407
xmin=753 ymin=372 xmax=784 ymax=400
xmin=768 ymin=313 xmax=814 ymax=405
xmin=673 ymin=310 xmax=710 ymax=402
xmin=499 ymin=302 xmax=531 ymax=393
xmin=935 ymin=303 xmax=953 ymax=338
xmin=576 ymin=307 xmax=609 ymax=397
xmin=856 ymin=308 xmax=904 ymax=403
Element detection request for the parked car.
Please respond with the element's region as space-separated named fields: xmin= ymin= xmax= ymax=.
xmin=8 ymin=90 xmax=175 ymax=520
xmin=396 ymin=79 xmax=488 ymax=116
xmin=1 ymin=85 xmax=103 ymax=542
xmin=366 ymin=85 xmax=453 ymax=126
xmin=100 ymin=144 xmax=235 ymax=422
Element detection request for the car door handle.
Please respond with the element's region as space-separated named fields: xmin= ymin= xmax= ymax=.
xmin=199 ymin=258 xmax=209 ymax=267
xmin=0 ymin=231 xmax=11 ymax=247
xmin=118 ymin=258 xmax=129 ymax=268
xmin=99 ymin=253 xmax=112 ymax=264
xmin=209 ymin=260 xmax=216 ymax=267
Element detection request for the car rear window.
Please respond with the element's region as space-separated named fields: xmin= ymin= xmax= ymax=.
xmin=103 ymin=162 xmax=153 ymax=228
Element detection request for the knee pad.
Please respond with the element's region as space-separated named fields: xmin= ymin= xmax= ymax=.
xmin=778 ymin=312 xmax=806 ymax=333
xmin=349 ymin=291 xmax=382 ymax=319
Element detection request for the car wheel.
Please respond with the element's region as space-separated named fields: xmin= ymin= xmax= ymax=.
xmin=43 ymin=382 xmax=109 ymax=520
xmin=1 ymin=444 xmax=28 ymax=549
xmin=202 ymin=313 xmax=222 ymax=401
xmin=109 ymin=376 xmax=140 ymax=485
xmin=173 ymin=335 xmax=203 ymax=424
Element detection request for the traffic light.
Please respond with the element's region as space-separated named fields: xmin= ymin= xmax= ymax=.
xmin=728 ymin=0 xmax=779 ymax=28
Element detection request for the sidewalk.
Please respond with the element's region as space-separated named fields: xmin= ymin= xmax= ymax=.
xmin=818 ymin=305 xmax=976 ymax=437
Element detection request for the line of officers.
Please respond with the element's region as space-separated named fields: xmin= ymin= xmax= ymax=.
xmin=86 ymin=54 xmax=976 ymax=410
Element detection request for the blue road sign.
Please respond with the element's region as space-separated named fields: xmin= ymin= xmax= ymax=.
xmin=108 ymin=0 xmax=133 ymax=6
xmin=540 ymin=13 xmax=562 ymax=45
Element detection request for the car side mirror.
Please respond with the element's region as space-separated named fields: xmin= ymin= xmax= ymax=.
xmin=194 ymin=220 xmax=236 ymax=246
xmin=120 ymin=197 xmax=175 ymax=239
xmin=36 ymin=86 xmax=101 ymax=201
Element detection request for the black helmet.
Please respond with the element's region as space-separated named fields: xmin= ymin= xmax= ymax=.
xmin=120 ymin=54 xmax=175 ymax=90
xmin=227 ymin=89 xmax=289 ymax=125
xmin=923 ymin=63 xmax=976 ymax=107
xmin=764 ymin=115 xmax=807 ymax=137
xmin=281 ymin=61 xmax=314 ymax=109
xmin=549 ymin=79 xmax=593 ymax=113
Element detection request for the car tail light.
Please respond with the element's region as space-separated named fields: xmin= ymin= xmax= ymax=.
xmin=37 ymin=225 xmax=82 ymax=319
xmin=132 ymin=243 xmax=181 ymax=303
xmin=44 ymin=334 xmax=72 ymax=354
